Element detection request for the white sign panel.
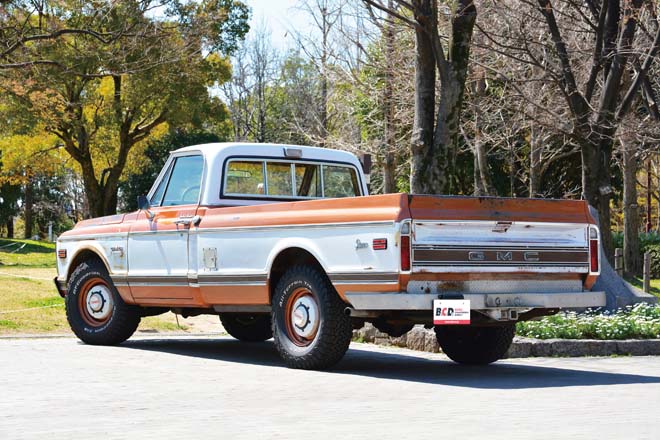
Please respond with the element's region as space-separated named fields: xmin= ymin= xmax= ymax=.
xmin=433 ymin=299 xmax=471 ymax=325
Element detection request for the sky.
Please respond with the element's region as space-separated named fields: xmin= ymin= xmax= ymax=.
xmin=244 ymin=0 xmax=309 ymax=51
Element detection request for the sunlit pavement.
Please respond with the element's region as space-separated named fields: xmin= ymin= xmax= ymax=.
xmin=1 ymin=336 xmax=659 ymax=440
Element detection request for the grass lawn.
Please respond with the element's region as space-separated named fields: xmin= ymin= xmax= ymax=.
xmin=0 ymin=239 xmax=195 ymax=335
xmin=628 ymin=277 xmax=660 ymax=298
xmin=0 ymin=238 xmax=56 ymax=267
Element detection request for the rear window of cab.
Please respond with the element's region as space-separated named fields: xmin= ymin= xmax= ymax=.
xmin=223 ymin=159 xmax=362 ymax=199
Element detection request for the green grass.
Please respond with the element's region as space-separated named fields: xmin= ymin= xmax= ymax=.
xmin=0 ymin=238 xmax=56 ymax=267
xmin=516 ymin=303 xmax=660 ymax=340
xmin=24 ymin=296 xmax=65 ymax=308
xmin=0 ymin=268 xmax=66 ymax=333
xmin=0 ymin=239 xmax=208 ymax=334
xmin=0 ymin=267 xmax=191 ymax=335
xmin=628 ymin=277 xmax=660 ymax=298
xmin=0 ymin=319 xmax=20 ymax=329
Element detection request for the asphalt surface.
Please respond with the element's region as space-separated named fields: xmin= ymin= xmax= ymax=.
xmin=1 ymin=336 xmax=660 ymax=440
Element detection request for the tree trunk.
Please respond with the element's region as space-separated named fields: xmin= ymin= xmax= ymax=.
xmin=6 ymin=217 xmax=14 ymax=239
xmin=529 ymin=125 xmax=543 ymax=197
xmin=473 ymin=155 xmax=485 ymax=195
xmin=443 ymin=0 xmax=477 ymax=193
xmin=79 ymin=158 xmax=104 ymax=218
xmin=621 ymin=137 xmax=641 ymax=276
xmin=410 ymin=0 xmax=438 ymax=194
xmin=410 ymin=0 xmax=476 ymax=195
xmin=474 ymin=137 xmax=495 ymax=195
xmin=319 ymin=6 xmax=329 ymax=147
xmin=23 ymin=177 xmax=33 ymax=239
xmin=582 ymin=141 xmax=614 ymax=262
xmin=382 ymin=0 xmax=397 ymax=193
xmin=472 ymin=69 xmax=495 ymax=195
xmin=648 ymin=159 xmax=654 ymax=232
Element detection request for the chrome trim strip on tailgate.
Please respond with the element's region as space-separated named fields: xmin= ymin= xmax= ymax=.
xmin=344 ymin=291 xmax=606 ymax=310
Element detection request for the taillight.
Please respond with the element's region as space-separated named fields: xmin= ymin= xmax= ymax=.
xmin=589 ymin=226 xmax=599 ymax=273
xmin=401 ymin=235 xmax=410 ymax=271
xmin=400 ymin=220 xmax=411 ymax=271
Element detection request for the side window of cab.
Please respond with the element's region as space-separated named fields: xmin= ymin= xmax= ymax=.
xmin=150 ymin=155 xmax=204 ymax=207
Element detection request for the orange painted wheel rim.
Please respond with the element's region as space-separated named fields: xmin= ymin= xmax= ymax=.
xmin=78 ymin=278 xmax=114 ymax=327
xmin=284 ymin=287 xmax=320 ymax=347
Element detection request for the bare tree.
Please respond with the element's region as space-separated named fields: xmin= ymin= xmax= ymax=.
xmin=289 ymin=0 xmax=347 ymax=147
xmin=223 ymin=21 xmax=281 ymax=142
xmin=477 ymin=0 xmax=660 ymax=257
xmin=362 ymin=0 xmax=477 ymax=194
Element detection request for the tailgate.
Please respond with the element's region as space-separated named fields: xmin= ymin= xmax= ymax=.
xmin=408 ymin=196 xmax=595 ymax=275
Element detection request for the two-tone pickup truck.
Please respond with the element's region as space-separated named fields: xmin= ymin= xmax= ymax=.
xmin=55 ymin=143 xmax=605 ymax=369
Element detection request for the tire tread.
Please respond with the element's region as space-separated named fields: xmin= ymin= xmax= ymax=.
xmin=272 ymin=265 xmax=352 ymax=370
xmin=65 ymin=260 xmax=140 ymax=345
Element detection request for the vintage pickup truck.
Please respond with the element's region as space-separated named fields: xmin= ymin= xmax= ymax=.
xmin=55 ymin=142 xmax=605 ymax=369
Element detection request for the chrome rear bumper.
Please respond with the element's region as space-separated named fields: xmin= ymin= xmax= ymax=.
xmin=344 ymin=291 xmax=606 ymax=311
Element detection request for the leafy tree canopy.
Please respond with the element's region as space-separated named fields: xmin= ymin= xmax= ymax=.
xmin=0 ymin=0 xmax=249 ymax=216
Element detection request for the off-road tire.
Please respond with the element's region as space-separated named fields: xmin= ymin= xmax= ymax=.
xmin=272 ymin=265 xmax=352 ymax=370
xmin=65 ymin=260 xmax=141 ymax=345
xmin=219 ymin=313 xmax=272 ymax=342
xmin=434 ymin=323 xmax=515 ymax=365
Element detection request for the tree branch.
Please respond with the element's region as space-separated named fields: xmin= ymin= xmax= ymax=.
xmin=617 ymin=19 xmax=660 ymax=119
xmin=537 ymin=0 xmax=589 ymax=121
xmin=361 ymin=0 xmax=420 ymax=30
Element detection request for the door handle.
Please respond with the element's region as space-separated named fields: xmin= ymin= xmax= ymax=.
xmin=174 ymin=215 xmax=201 ymax=227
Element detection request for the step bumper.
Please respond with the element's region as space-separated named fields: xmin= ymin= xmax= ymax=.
xmin=344 ymin=291 xmax=606 ymax=311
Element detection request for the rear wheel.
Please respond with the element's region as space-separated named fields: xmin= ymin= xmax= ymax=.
xmin=65 ymin=260 xmax=141 ymax=345
xmin=272 ymin=265 xmax=352 ymax=370
xmin=434 ymin=324 xmax=515 ymax=365
xmin=219 ymin=313 xmax=272 ymax=342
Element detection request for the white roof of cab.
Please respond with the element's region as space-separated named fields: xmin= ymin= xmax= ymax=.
xmin=173 ymin=142 xmax=360 ymax=165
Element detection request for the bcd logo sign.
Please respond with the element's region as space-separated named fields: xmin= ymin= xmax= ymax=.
xmin=436 ymin=307 xmax=455 ymax=316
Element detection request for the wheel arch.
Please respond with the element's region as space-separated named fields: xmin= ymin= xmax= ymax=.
xmin=66 ymin=245 xmax=112 ymax=282
xmin=267 ymin=246 xmax=328 ymax=301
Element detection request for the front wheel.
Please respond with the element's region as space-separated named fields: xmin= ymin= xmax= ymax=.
xmin=434 ymin=324 xmax=515 ymax=365
xmin=65 ymin=261 xmax=141 ymax=345
xmin=272 ymin=265 xmax=352 ymax=370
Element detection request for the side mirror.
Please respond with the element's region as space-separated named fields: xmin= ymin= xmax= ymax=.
xmin=137 ymin=195 xmax=155 ymax=220
xmin=137 ymin=195 xmax=150 ymax=210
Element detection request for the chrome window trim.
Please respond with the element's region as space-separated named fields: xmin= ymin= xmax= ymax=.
xmin=160 ymin=154 xmax=205 ymax=207
xmin=147 ymin=151 xmax=205 ymax=207
xmin=223 ymin=157 xmax=361 ymax=199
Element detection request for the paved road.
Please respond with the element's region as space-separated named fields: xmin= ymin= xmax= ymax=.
xmin=1 ymin=336 xmax=660 ymax=440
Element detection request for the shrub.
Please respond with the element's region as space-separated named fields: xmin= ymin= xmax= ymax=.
xmin=611 ymin=232 xmax=660 ymax=277
xmin=516 ymin=303 xmax=660 ymax=340
xmin=646 ymin=245 xmax=660 ymax=278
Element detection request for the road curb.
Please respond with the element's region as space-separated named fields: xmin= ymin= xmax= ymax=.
xmin=352 ymin=324 xmax=660 ymax=358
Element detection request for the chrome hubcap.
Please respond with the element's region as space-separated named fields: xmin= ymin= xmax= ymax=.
xmin=290 ymin=296 xmax=319 ymax=339
xmin=85 ymin=284 xmax=113 ymax=321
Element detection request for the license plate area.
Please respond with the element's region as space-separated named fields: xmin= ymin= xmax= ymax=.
xmin=433 ymin=299 xmax=470 ymax=325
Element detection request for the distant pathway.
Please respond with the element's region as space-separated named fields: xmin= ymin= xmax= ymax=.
xmin=0 ymin=271 xmax=53 ymax=281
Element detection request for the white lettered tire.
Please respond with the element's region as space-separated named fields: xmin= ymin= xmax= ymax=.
xmin=65 ymin=260 xmax=141 ymax=345
xmin=272 ymin=265 xmax=352 ymax=370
